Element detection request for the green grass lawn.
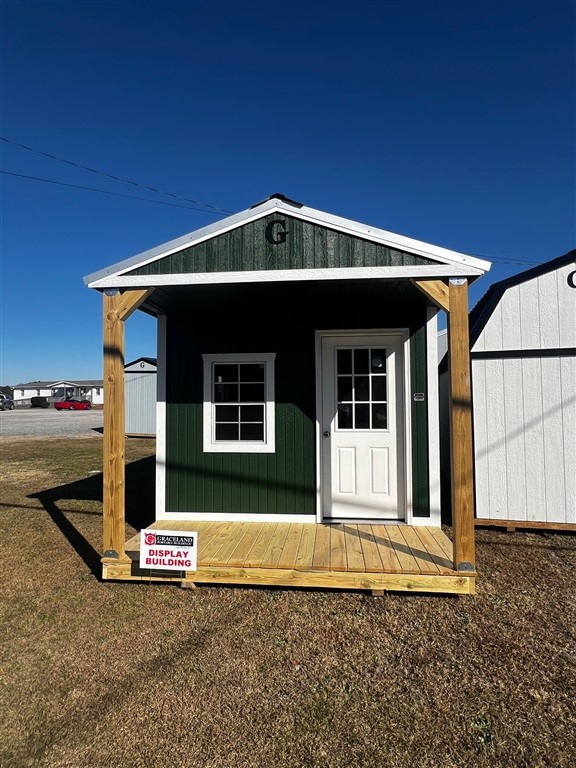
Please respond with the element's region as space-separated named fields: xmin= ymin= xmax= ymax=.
xmin=1 ymin=436 xmax=575 ymax=768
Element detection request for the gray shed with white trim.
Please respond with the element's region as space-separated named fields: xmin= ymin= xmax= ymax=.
xmin=125 ymin=357 xmax=157 ymax=436
xmin=469 ymin=251 xmax=576 ymax=529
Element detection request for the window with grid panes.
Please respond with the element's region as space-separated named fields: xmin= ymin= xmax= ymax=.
xmin=202 ymin=353 xmax=276 ymax=453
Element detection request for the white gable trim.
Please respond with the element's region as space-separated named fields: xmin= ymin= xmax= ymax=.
xmin=85 ymin=205 xmax=279 ymax=286
xmin=287 ymin=205 xmax=490 ymax=270
xmin=88 ymin=263 xmax=485 ymax=290
xmin=50 ymin=380 xmax=83 ymax=388
xmin=84 ymin=198 xmax=490 ymax=288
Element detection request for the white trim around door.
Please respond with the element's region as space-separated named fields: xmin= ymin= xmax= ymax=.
xmin=155 ymin=315 xmax=167 ymax=519
xmin=315 ymin=329 xmax=410 ymax=524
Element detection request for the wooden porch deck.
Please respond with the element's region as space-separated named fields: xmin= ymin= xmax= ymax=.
xmin=104 ymin=522 xmax=475 ymax=595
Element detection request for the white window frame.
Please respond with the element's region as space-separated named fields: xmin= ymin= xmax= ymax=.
xmin=202 ymin=353 xmax=276 ymax=453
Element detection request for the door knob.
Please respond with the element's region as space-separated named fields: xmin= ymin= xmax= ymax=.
xmin=323 ymin=431 xmax=330 ymax=438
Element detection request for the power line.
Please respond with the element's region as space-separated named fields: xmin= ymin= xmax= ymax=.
xmin=467 ymin=251 xmax=540 ymax=266
xmin=0 ymin=139 xmax=545 ymax=268
xmin=0 ymin=136 xmax=234 ymax=215
xmin=1 ymin=170 xmax=228 ymax=214
xmin=477 ymin=256 xmax=541 ymax=266
xmin=3 ymin=170 xmax=542 ymax=267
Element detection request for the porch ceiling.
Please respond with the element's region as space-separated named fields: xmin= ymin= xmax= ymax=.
xmin=129 ymin=278 xmax=433 ymax=318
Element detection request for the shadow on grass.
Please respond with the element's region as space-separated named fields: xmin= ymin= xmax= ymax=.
xmin=28 ymin=456 xmax=156 ymax=580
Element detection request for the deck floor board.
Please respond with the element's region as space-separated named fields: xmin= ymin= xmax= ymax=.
xmin=400 ymin=526 xmax=441 ymax=574
xmin=295 ymin=524 xmax=317 ymax=570
xmin=342 ymin=525 xmax=366 ymax=572
xmin=259 ymin=523 xmax=286 ymax=568
xmin=113 ymin=521 xmax=475 ymax=595
xmin=413 ymin=527 xmax=454 ymax=572
xmin=276 ymin=523 xmax=304 ymax=570
xmin=329 ymin=525 xmax=348 ymax=572
xmin=370 ymin=524 xmax=403 ymax=572
xmin=312 ymin=524 xmax=332 ymax=571
xmin=358 ymin=526 xmax=385 ymax=573
xmin=224 ymin=522 xmax=259 ymax=567
xmin=385 ymin=525 xmax=421 ymax=572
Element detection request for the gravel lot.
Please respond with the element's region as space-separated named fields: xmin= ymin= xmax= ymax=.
xmin=0 ymin=407 xmax=104 ymax=438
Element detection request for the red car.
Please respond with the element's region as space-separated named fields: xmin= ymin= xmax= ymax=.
xmin=54 ymin=399 xmax=92 ymax=411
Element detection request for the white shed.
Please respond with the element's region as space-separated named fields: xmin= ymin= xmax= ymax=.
xmin=125 ymin=357 xmax=157 ymax=436
xmin=469 ymin=250 xmax=576 ymax=530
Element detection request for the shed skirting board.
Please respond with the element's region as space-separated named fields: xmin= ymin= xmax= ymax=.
xmin=103 ymin=565 xmax=475 ymax=594
xmin=157 ymin=512 xmax=318 ymax=523
xmin=475 ymin=518 xmax=576 ymax=532
xmin=155 ymin=512 xmax=440 ymax=526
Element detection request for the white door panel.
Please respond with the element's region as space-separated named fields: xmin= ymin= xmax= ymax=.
xmin=370 ymin=447 xmax=389 ymax=495
xmin=321 ymin=334 xmax=405 ymax=520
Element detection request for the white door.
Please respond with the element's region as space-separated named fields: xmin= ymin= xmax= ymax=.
xmin=320 ymin=333 xmax=405 ymax=520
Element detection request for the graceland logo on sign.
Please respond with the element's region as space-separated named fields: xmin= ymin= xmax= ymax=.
xmin=140 ymin=529 xmax=198 ymax=571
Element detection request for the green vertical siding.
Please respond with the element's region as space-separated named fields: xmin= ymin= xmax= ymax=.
xmin=410 ymin=323 xmax=430 ymax=517
xmin=166 ymin=408 xmax=316 ymax=515
xmin=128 ymin=215 xmax=436 ymax=276
xmin=164 ymin=281 xmax=431 ymax=518
xmin=165 ymin=297 xmax=317 ymax=515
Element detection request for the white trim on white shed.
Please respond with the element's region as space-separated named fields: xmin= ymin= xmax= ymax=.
xmin=470 ymin=251 xmax=576 ymax=527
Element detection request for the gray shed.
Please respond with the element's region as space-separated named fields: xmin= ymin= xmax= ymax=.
xmin=125 ymin=357 xmax=157 ymax=436
xmin=469 ymin=251 xmax=576 ymax=530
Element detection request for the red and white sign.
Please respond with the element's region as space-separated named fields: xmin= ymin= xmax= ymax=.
xmin=139 ymin=529 xmax=198 ymax=571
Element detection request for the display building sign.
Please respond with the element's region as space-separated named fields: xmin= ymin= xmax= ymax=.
xmin=139 ymin=529 xmax=198 ymax=571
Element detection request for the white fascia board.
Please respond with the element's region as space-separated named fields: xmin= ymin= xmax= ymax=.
xmin=88 ymin=263 xmax=486 ymax=290
xmin=17 ymin=380 xmax=81 ymax=388
xmin=51 ymin=380 xmax=83 ymax=388
xmin=84 ymin=198 xmax=491 ymax=288
xmin=84 ymin=200 xmax=282 ymax=286
xmin=292 ymin=203 xmax=491 ymax=272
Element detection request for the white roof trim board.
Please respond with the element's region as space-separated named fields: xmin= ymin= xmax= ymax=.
xmin=14 ymin=379 xmax=103 ymax=388
xmin=90 ymin=264 xmax=482 ymax=289
xmin=84 ymin=197 xmax=491 ymax=288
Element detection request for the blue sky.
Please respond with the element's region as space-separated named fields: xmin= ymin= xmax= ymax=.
xmin=1 ymin=0 xmax=574 ymax=385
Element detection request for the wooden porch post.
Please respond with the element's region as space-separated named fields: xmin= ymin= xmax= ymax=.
xmin=447 ymin=278 xmax=476 ymax=572
xmin=102 ymin=288 xmax=153 ymax=564
xmin=412 ymin=277 xmax=476 ymax=572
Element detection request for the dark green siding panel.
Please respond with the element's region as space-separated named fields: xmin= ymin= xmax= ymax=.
xmin=163 ymin=281 xmax=431 ymax=518
xmin=165 ymin=302 xmax=317 ymax=515
xmin=410 ymin=323 xmax=430 ymax=517
xmin=165 ymin=405 xmax=315 ymax=515
xmin=128 ymin=215 xmax=436 ymax=276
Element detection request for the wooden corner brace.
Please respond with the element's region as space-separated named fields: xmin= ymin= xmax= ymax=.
xmin=411 ymin=279 xmax=450 ymax=312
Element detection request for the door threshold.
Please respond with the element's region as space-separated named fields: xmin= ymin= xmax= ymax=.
xmin=323 ymin=518 xmax=406 ymax=525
